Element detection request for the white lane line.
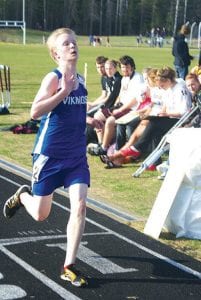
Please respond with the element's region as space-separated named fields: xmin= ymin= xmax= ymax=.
xmin=0 ymin=285 xmax=27 ymax=299
xmin=47 ymin=242 xmax=138 ymax=274
xmin=1 ymin=175 xmax=201 ymax=280
xmin=54 ymin=202 xmax=201 ymax=280
xmin=0 ymin=175 xmax=21 ymax=185
xmin=0 ymin=233 xmax=110 ymax=246
xmin=0 ymin=245 xmax=82 ymax=300
xmin=0 ymin=235 xmax=138 ymax=275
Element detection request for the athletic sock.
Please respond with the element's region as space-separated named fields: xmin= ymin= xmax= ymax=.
xmin=130 ymin=146 xmax=139 ymax=152
xmin=64 ymin=264 xmax=74 ymax=269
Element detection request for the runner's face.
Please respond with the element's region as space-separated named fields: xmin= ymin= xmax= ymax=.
xmin=54 ymin=33 xmax=78 ymax=63
xmin=120 ymin=64 xmax=133 ymax=77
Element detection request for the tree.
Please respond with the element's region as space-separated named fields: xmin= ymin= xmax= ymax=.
xmin=0 ymin=0 xmax=200 ymax=37
xmin=105 ymin=0 xmax=113 ymax=36
xmin=173 ymin=0 xmax=180 ymax=36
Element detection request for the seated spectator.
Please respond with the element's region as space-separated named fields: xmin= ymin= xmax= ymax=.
xmin=92 ymin=59 xmax=122 ymax=144
xmin=185 ymin=73 xmax=201 ymax=127
xmin=86 ymin=116 xmax=104 ymax=145
xmin=114 ymin=68 xmax=162 ymax=152
xmin=155 ymin=72 xmax=201 ymax=180
xmin=190 ymin=52 xmax=201 ymax=84
xmin=104 ymin=66 xmax=192 ymax=167
xmin=191 ymin=49 xmax=201 ymax=79
xmin=101 ymin=68 xmax=164 ymax=167
xmin=112 ymin=68 xmax=152 ymax=153
xmin=186 ymin=73 xmax=201 ymax=100
xmin=88 ymin=55 xmax=144 ymax=156
xmin=86 ymin=56 xmax=108 ymax=145
xmin=87 ymin=56 xmax=108 ymax=114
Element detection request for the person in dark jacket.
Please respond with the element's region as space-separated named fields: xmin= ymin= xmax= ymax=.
xmin=172 ymin=24 xmax=194 ymax=79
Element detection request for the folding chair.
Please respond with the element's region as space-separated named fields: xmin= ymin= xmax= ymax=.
xmin=132 ymin=93 xmax=201 ymax=178
xmin=0 ymin=65 xmax=11 ymax=112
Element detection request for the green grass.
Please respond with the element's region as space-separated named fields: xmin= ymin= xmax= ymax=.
xmin=0 ymin=33 xmax=201 ymax=261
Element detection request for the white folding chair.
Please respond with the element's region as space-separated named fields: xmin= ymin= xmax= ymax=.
xmin=0 ymin=64 xmax=11 ymax=109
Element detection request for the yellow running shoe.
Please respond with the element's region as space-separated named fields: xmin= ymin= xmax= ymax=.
xmin=3 ymin=185 xmax=31 ymax=218
xmin=60 ymin=265 xmax=87 ymax=287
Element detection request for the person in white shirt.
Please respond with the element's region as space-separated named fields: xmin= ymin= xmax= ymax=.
xmin=106 ymin=66 xmax=192 ymax=162
xmin=105 ymin=67 xmax=192 ymax=165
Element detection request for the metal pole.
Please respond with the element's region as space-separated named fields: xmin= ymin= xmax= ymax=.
xmin=22 ymin=0 xmax=26 ymax=45
xmin=198 ymin=22 xmax=201 ymax=50
xmin=189 ymin=22 xmax=196 ymax=47
xmin=184 ymin=0 xmax=188 ymax=24
xmin=43 ymin=0 xmax=47 ymax=31
xmin=84 ymin=63 xmax=87 ymax=88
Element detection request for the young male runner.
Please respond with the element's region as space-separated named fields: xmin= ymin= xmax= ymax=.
xmin=3 ymin=27 xmax=89 ymax=287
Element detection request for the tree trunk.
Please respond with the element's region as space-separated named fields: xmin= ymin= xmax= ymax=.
xmin=173 ymin=0 xmax=180 ymax=36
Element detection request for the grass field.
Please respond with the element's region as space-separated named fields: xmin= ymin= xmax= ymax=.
xmin=0 ymin=30 xmax=201 ymax=260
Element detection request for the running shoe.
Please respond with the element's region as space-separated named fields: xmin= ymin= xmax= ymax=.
xmin=100 ymin=154 xmax=109 ymax=164
xmin=60 ymin=265 xmax=87 ymax=287
xmin=3 ymin=185 xmax=31 ymax=219
xmin=100 ymin=155 xmax=122 ymax=168
xmin=120 ymin=147 xmax=141 ymax=158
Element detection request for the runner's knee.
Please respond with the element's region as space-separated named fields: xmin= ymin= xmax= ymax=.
xmin=33 ymin=210 xmax=50 ymax=222
xmin=71 ymin=198 xmax=86 ymax=218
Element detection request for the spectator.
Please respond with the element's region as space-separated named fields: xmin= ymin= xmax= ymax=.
xmin=190 ymin=50 xmax=201 ymax=84
xmin=191 ymin=65 xmax=201 ymax=84
xmin=89 ymin=35 xmax=94 ymax=46
xmin=105 ymin=66 xmax=192 ymax=165
xmin=114 ymin=68 xmax=161 ymax=153
xmin=96 ymin=36 xmax=102 ymax=46
xmin=99 ymin=60 xmax=122 ymax=110
xmin=106 ymin=36 xmax=111 ymax=47
xmin=86 ymin=116 xmax=104 ymax=131
xmin=157 ymin=73 xmax=201 ymax=180
xmin=136 ymin=35 xmax=143 ymax=47
xmin=102 ymin=68 xmax=165 ymax=167
xmin=185 ymin=73 xmax=201 ymax=128
xmin=86 ymin=58 xmax=121 ymax=145
xmin=150 ymin=27 xmax=156 ymax=47
xmin=172 ymin=24 xmax=194 ymax=79
xmin=87 ymin=56 xmax=108 ymax=114
xmin=186 ymin=73 xmax=201 ymax=99
xmin=86 ymin=56 xmax=108 ymax=145
xmin=93 ymin=36 xmax=97 ymax=46
xmin=90 ymin=59 xmax=122 ymax=145
xmin=88 ymin=55 xmax=144 ymax=156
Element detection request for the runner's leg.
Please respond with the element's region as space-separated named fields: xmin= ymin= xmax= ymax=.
xmin=64 ymin=183 xmax=88 ymax=266
xmin=20 ymin=193 xmax=53 ymax=221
